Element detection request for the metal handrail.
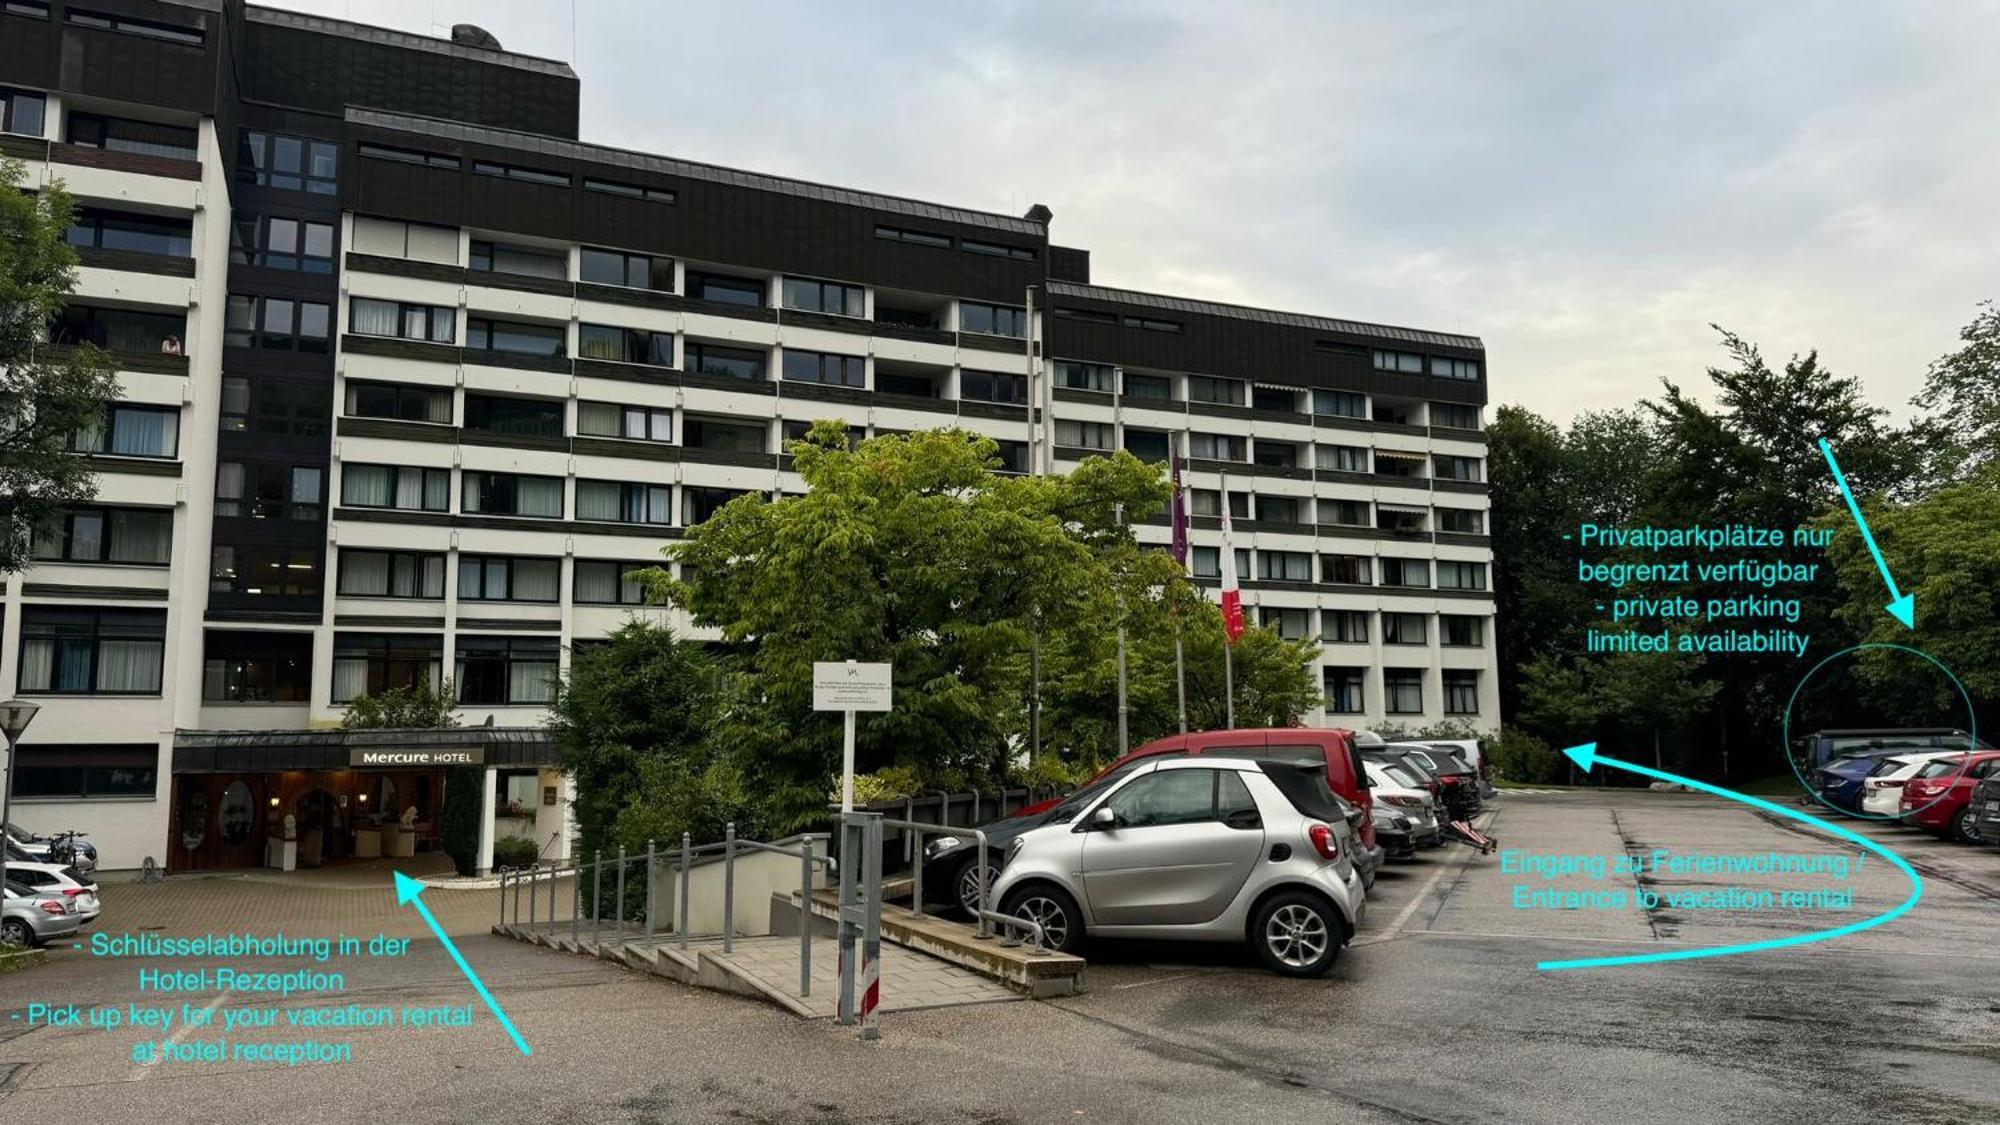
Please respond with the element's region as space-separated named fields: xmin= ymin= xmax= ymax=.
xmin=880 ymin=817 xmax=993 ymax=940
xmin=977 ymin=909 xmax=1044 ymax=949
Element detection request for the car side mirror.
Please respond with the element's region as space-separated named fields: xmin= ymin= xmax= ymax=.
xmin=1092 ymin=806 xmax=1119 ymax=830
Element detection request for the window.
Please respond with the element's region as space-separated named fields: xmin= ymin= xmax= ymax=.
xmin=876 ymin=304 xmax=939 ymax=330
xmin=1101 ymin=768 xmax=1224 ymax=828
xmin=457 ymin=556 xmax=561 ymax=602
xmin=50 ymin=305 xmax=185 ymax=352
xmin=1123 ymin=428 xmax=1170 ymax=462
xmin=1437 ymin=560 xmax=1488 ymax=591
xmin=576 ymin=480 xmax=673 ymax=524
xmin=209 ymin=544 xmax=321 ymax=597
xmin=345 ymin=381 xmax=452 ymax=424
xmin=1441 ymin=615 xmax=1485 ymax=647
xmin=1124 ymin=372 xmax=1172 ymax=401
xmin=469 ymin=240 xmax=567 ymax=280
xmin=1381 ymin=558 xmax=1430 ymax=588
xmin=357 ymin=143 xmax=461 ymax=170
xmin=783 ymin=349 xmax=865 ymax=387
xmin=582 ymin=178 xmax=676 ymax=203
xmin=1254 ymin=441 xmax=1298 ymax=469
xmin=347 ymin=299 xmax=455 ymax=344
xmin=340 ymin=464 xmax=449 ymax=511
xmin=1378 ymin=506 xmax=1427 ymax=534
xmin=65 ymin=8 xmax=202 ymax=43
xmin=573 ymin=323 xmax=672 ymax=366
xmin=1374 ymin=452 xmax=1426 ymax=478
xmin=578 ymin=402 xmax=671 ymax=442
xmin=1322 ymin=554 xmax=1371 ymax=585
xmin=230 ymin=214 xmax=334 ymax=273
xmin=783 ymin=420 xmax=864 ymax=450
xmin=783 ymin=277 xmax=865 ymax=318
xmin=1056 ymin=361 xmax=1114 ymax=392
xmin=65 ymin=112 xmax=196 ymax=160
xmin=1186 ymin=376 xmax=1243 ymax=406
xmin=1383 ymin=613 xmax=1428 ymax=645
xmin=237 ymin=131 xmax=337 ymax=194
xmin=467 ymin=317 xmax=565 ymax=357
xmin=456 ymin=636 xmax=559 ymax=705
xmin=1444 ymin=670 xmax=1480 ymax=715
xmin=961 ymin=369 xmax=1027 ymax=404
xmin=1437 ymin=508 xmax=1485 ymax=535
xmin=1054 ymin=306 xmax=1118 ymax=325
xmin=1373 ymin=350 xmax=1424 ymax=374
xmin=1257 ymin=495 xmax=1301 ymax=523
xmin=960 ymin=301 xmax=1026 ymax=337
xmin=993 ymin=440 xmax=1029 ymax=473
xmin=961 ymin=239 xmax=1037 ymax=262
xmin=1325 ymin=668 xmax=1365 ymax=714
xmin=331 ymin=633 xmax=443 ymax=703
xmin=202 ymin=631 xmax=313 ymax=703
xmin=471 ymin=160 xmax=570 ymax=187
xmin=71 ymin=404 xmax=179 ymax=458
xmin=1055 ymin=420 xmax=1113 ymax=450
xmin=687 ymin=270 xmax=766 ymax=307
xmin=1434 ymin=455 xmax=1483 ymax=482
xmin=875 ymin=224 xmax=953 ymax=248
xmin=464 ymin=394 xmax=564 ymax=438
xmin=0 ymin=85 xmax=46 ymax=137
xmin=1188 ymin=433 xmax=1245 ymax=462
xmin=580 ymin=247 xmax=671 ymax=291
xmin=213 ymin=462 xmax=321 ymax=520
xmin=1431 ymin=402 xmax=1480 ymax=430
xmin=1123 ymin=315 xmax=1181 ymax=333
xmin=1192 ymin=490 xmax=1249 ymax=518
xmin=684 ymin=342 xmax=766 ymax=381
xmin=224 ymin=295 xmax=329 ymax=352
xmin=338 ymin=550 xmax=446 ymax=599
xmin=222 ymin=378 xmax=330 ymax=439
xmin=684 ymin=417 xmax=766 ymax=453
xmin=1316 ymin=445 xmax=1367 ymax=473
xmin=17 ymin=607 xmax=165 ymax=694
xmin=5 ymin=744 xmax=156 ymax=800
xmin=682 ymin=486 xmax=747 ymax=525
xmin=575 ymin=561 xmax=653 ymax=605
xmin=1253 ymin=386 xmax=1300 ymax=413
xmin=1262 ymin=606 xmax=1310 ymax=640
xmin=463 ymin=472 xmax=563 ymax=519
xmin=1314 ymin=390 xmax=1366 ymax=418
xmin=31 ymin=507 xmax=171 ymax=564
xmin=877 ymin=370 xmax=940 ymax=398
xmin=1322 ymin=610 xmax=1368 ymax=643
xmin=350 ymin=217 xmax=459 ymax=263
xmin=1190 ymin=547 xmax=1247 ymax=580
xmin=69 ymin=207 xmax=192 ymax=257
xmin=1384 ymin=669 xmax=1424 ymax=714
xmin=1431 ymin=357 xmax=1481 ymax=381
xmin=1257 ymin=550 xmax=1312 ymax=582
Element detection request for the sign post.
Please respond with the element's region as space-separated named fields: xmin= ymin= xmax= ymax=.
xmin=814 ymin=661 xmax=893 ymax=812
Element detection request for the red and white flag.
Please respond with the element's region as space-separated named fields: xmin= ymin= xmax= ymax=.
xmin=1219 ymin=499 xmax=1244 ymax=644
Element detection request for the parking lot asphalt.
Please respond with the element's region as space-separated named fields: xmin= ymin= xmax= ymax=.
xmin=2 ymin=789 xmax=1995 ymax=1124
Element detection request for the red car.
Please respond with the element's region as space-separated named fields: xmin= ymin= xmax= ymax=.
xmin=1899 ymin=751 xmax=2000 ymax=842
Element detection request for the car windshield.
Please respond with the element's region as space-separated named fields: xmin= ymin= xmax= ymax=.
xmin=1379 ymin=764 xmax=1423 ymax=789
xmin=1914 ymin=757 xmax=1968 ymax=779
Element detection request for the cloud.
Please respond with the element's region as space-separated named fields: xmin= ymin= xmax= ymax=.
xmin=287 ymin=0 xmax=2000 ymax=422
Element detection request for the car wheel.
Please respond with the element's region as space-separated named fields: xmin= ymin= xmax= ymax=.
xmin=999 ymin=884 xmax=1082 ymax=954
xmin=1952 ymin=808 xmax=1983 ymax=845
xmin=0 ymin=918 xmax=33 ymax=948
xmin=1253 ymin=892 xmax=1341 ymax=977
xmin=953 ymin=854 xmax=1000 ymax=921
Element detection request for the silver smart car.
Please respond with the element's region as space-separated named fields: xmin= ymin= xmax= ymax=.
xmin=992 ymin=756 xmax=1366 ymax=976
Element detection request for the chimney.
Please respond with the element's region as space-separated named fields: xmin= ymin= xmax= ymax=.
xmin=1023 ymin=203 xmax=1053 ymax=225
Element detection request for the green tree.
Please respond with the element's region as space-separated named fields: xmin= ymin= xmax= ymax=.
xmin=1911 ymin=301 xmax=2000 ymax=483
xmin=1487 ymin=406 xmax=1589 ymax=722
xmin=0 ymin=157 xmax=118 ymax=571
xmin=340 ymin=679 xmax=459 ymax=729
xmin=545 ymin=620 xmax=724 ymax=860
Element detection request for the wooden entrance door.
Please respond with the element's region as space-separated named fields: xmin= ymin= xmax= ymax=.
xmin=168 ymin=774 xmax=270 ymax=871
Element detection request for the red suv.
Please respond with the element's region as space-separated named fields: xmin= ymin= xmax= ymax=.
xmin=1899 ymin=751 xmax=2000 ymax=842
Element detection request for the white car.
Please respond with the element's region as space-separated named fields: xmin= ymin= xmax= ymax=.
xmin=1364 ymin=759 xmax=1442 ymax=846
xmin=1 ymin=860 xmax=101 ymax=925
xmin=1861 ymin=751 xmax=1967 ymax=817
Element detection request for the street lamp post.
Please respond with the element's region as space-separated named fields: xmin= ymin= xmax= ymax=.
xmin=0 ymin=699 xmax=41 ymax=894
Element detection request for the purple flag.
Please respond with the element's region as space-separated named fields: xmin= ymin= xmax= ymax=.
xmin=1169 ymin=440 xmax=1189 ymax=568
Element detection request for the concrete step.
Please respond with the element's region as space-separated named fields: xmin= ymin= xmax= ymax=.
xmin=797 ymin=889 xmax=1085 ymax=998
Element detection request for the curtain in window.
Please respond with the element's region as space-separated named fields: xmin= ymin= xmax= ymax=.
xmin=110 ymin=409 xmax=176 ymax=457
xmin=350 ymin=299 xmax=398 ymax=337
xmin=331 ymin=658 xmax=368 ymax=703
xmin=97 ymin=639 xmax=162 ymax=692
xmin=108 ymin=511 xmax=170 ymax=564
xmin=342 ymin=465 xmax=391 ymax=507
xmin=577 ymin=402 xmax=619 ymax=436
xmin=513 ymin=561 xmax=559 ymax=601
xmin=18 ymin=639 xmax=53 ymax=691
xmin=394 ymin=469 xmax=427 ymax=510
xmin=574 ymin=562 xmax=617 ymax=603
xmin=509 ymin=658 xmax=557 ymax=704
xmin=341 ymin=551 xmax=389 ymax=595
xmin=575 ymin=482 xmax=617 ymax=522
xmin=214 ymin=461 xmax=245 ymax=500
xmin=518 ymin=477 xmax=563 ymax=518
xmin=70 ymin=418 xmax=105 ymax=453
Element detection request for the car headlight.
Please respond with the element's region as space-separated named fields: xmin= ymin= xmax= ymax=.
xmin=923 ymin=835 xmax=963 ymax=861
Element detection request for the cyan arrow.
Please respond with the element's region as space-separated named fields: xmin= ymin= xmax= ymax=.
xmin=1539 ymin=744 xmax=1921 ymax=971
xmin=1817 ymin=437 xmax=1914 ymax=628
xmin=395 ymin=872 xmax=532 ymax=1055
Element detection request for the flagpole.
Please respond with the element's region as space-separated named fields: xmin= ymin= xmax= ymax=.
xmin=1219 ymin=468 xmax=1240 ymax=730
xmin=1224 ymin=637 xmax=1235 ymax=730
xmin=1168 ymin=431 xmax=1189 ymax=734
xmin=1115 ymin=502 xmax=1129 ymax=757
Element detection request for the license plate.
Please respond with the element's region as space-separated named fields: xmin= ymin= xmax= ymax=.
xmin=1985 ymin=801 xmax=1999 ymax=812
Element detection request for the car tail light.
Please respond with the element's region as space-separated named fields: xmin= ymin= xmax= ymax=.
xmin=1384 ymin=795 xmax=1426 ymax=808
xmin=1867 ymin=779 xmax=1905 ymax=790
xmin=39 ymin=899 xmax=67 ymax=916
xmin=1307 ymin=823 xmax=1340 ymax=861
xmin=61 ymin=887 xmax=86 ymax=897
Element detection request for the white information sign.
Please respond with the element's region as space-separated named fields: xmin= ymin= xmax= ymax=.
xmin=813 ymin=661 xmax=893 ymax=712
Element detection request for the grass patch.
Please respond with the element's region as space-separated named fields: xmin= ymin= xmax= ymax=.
xmin=1733 ymin=775 xmax=1805 ymax=798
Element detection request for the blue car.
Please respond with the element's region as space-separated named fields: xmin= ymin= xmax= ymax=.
xmin=1816 ymin=752 xmax=1910 ymax=812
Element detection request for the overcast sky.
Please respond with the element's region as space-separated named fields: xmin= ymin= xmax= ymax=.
xmin=286 ymin=0 xmax=2000 ymax=423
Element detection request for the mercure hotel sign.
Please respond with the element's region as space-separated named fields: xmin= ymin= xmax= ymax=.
xmin=347 ymin=749 xmax=485 ymax=767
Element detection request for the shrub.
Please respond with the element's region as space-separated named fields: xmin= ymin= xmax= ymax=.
xmin=1489 ymin=727 xmax=1563 ymax=784
xmin=440 ymin=763 xmax=484 ymax=875
xmin=493 ymin=835 xmax=540 ymax=868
